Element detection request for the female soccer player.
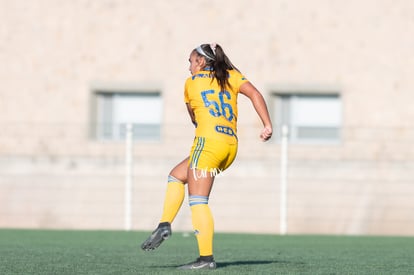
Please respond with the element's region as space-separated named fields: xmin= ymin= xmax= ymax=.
xmin=141 ymin=43 xmax=273 ymax=270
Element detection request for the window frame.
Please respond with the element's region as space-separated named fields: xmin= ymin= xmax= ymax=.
xmin=270 ymin=86 xmax=342 ymax=144
xmin=90 ymin=84 xmax=163 ymax=142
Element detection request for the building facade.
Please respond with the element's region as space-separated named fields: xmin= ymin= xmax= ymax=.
xmin=1 ymin=0 xmax=414 ymax=235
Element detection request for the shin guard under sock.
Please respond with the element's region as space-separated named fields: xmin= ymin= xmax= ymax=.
xmin=160 ymin=175 xmax=185 ymax=224
xmin=189 ymin=195 xmax=214 ymax=257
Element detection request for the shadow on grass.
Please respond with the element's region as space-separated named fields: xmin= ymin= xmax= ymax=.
xmin=217 ymin=260 xmax=290 ymax=268
xmin=152 ymin=260 xmax=294 ymax=269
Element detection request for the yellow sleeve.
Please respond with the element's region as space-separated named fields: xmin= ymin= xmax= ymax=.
xmin=230 ymin=70 xmax=249 ymax=92
xmin=184 ymin=78 xmax=190 ymax=103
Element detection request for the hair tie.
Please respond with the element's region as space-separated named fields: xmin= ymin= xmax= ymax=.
xmin=209 ymin=43 xmax=217 ymax=55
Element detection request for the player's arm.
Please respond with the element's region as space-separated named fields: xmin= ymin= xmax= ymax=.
xmin=186 ymin=103 xmax=197 ymax=127
xmin=239 ymin=82 xmax=273 ymax=141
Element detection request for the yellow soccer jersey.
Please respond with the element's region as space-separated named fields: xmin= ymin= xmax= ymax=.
xmin=184 ymin=69 xmax=248 ymax=144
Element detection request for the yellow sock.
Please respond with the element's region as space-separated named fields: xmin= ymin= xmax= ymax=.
xmin=160 ymin=176 xmax=185 ymax=223
xmin=190 ymin=196 xmax=214 ymax=256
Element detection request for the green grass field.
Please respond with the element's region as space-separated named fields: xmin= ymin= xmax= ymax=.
xmin=0 ymin=229 xmax=413 ymax=274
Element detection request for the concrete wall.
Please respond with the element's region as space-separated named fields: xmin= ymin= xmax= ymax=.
xmin=1 ymin=0 xmax=414 ymax=235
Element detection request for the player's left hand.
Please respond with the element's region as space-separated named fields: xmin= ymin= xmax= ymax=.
xmin=260 ymin=126 xmax=272 ymax=142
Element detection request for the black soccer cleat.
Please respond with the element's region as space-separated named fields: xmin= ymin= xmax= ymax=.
xmin=177 ymin=257 xmax=217 ymax=270
xmin=141 ymin=222 xmax=171 ymax=251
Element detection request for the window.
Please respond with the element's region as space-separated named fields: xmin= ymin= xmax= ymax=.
xmin=94 ymin=91 xmax=162 ymax=141
xmin=273 ymin=93 xmax=342 ymax=143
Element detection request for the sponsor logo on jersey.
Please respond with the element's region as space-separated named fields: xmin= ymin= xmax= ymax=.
xmin=215 ymin=125 xmax=235 ymax=136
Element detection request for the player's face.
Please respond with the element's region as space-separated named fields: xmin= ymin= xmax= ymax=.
xmin=188 ymin=52 xmax=204 ymax=75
